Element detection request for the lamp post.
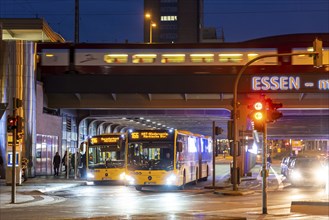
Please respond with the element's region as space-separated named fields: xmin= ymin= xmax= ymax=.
xmin=145 ymin=13 xmax=156 ymax=43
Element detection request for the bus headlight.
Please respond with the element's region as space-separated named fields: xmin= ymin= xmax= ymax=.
xmin=125 ymin=175 xmax=135 ymax=185
xmin=87 ymin=172 xmax=95 ymax=179
xmin=119 ymin=172 xmax=126 ymax=180
xmin=166 ymin=174 xmax=177 ymax=185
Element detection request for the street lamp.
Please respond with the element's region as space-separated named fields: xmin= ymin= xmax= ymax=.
xmin=145 ymin=13 xmax=156 ymax=43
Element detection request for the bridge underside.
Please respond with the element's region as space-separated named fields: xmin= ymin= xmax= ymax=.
xmin=41 ymin=68 xmax=329 ymax=138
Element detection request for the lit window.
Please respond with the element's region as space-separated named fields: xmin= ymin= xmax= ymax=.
xmin=247 ymin=53 xmax=259 ymax=60
xmin=104 ymin=54 xmax=128 ymax=64
xmin=132 ymin=54 xmax=157 ymax=64
xmin=190 ymin=54 xmax=214 ymax=63
xmin=160 ymin=16 xmax=177 ymax=21
xmin=218 ymin=54 xmax=243 ymax=63
xmin=161 ymin=54 xmax=185 ymax=63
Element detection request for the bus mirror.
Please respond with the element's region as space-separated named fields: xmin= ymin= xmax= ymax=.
xmin=177 ymin=142 xmax=183 ymax=152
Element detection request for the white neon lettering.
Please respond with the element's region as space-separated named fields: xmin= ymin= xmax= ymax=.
xmin=290 ymin=77 xmax=300 ymax=90
xmin=270 ymin=76 xmax=279 ymax=90
xmin=318 ymin=80 xmax=329 ymax=90
xmin=261 ymin=77 xmax=270 ymax=90
xmin=252 ymin=77 xmax=261 ymax=90
xmin=280 ymin=77 xmax=289 ymax=90
xmin=252 ymin=76 xmax=300 ymax=91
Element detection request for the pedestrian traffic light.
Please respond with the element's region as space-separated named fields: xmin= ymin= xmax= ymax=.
xmin=248 ymin=100 xmax=266 ymax=132
xmin=266 ymin=99 xmax=283 ymax=123
xmin=7 ymin=116 xmax=17 ymax=132
xmin=313 ymin=38 xmax=323 ymax=68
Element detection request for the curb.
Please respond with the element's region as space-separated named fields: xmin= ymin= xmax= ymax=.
xmin=291 ymin=201 xmax=329 ymax=215
xmin=214 ymin=189 xmax=255 ymax=196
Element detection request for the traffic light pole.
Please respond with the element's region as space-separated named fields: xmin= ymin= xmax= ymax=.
xmin=262 ymin=122 xmax=268 ymax=214
xmin=232 ymin=49 xmax=320 ymax=191
xmin=212 ymin=121 xmax=216 ymax=188
xmin=11 ymin=99 xmax=17 ymax=204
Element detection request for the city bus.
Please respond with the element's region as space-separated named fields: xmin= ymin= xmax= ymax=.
xmin=125 ymin=129 xmax=212 ymax=190
xmin=86 ymin=133 xmax=127 ymax=183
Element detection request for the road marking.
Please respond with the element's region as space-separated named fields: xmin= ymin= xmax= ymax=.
xmin=270 ymin=166 xmax=284 ymax=190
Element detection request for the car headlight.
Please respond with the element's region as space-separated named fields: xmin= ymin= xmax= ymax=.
xmin=87 ymin=172 xmax=94 ymax=178
xmin=166 ymin=174 xmax=177 ymax=185
xmin=291 ymin=170 xmax=302 ymax=181
xmin=315 ymin=169 xmax=328 ymax=182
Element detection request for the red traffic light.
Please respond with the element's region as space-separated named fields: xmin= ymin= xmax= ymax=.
xmin=7 ymin=116 xmax=17 ymax=132
xmin=248 ymin=99 xmax=266 ymax=132
xmin=254 ymin=102 xmax=263 ymax=111
xmin=249 ymin=100 xmax=265 ymax=122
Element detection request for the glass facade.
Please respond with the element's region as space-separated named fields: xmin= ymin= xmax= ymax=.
xmin=62 ymin=115 xmax=78 ymax=157
xmin=35 ymin=134 xmax=58 ymax=175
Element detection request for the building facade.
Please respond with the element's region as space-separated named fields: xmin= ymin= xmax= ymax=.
xmin=0 ymin=19 xmax=77 ymax=179
xmin=144 ymin=0 xmax=204 ymax=43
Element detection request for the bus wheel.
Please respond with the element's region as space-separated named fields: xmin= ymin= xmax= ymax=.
xmin=135 ymin=186 xmax=142 ymax=191
xmin=179 ymin=172 xmax=186 ymax=190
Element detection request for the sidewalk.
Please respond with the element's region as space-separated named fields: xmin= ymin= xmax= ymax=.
xmin=0 ymin=175 xmax=85 ymax=208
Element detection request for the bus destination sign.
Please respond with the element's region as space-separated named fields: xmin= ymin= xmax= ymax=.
xmin=129 ymin=131 xmax=173 ymax=141
xmin=90 ymin=136 xmax=120 ymax=146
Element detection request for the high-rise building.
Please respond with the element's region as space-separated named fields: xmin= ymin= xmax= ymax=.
xmin=144 ymin=0 xmax=204 ymax=43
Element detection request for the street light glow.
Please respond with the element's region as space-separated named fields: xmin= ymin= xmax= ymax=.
xmin=145 ymin=13 xmax=156 ymax=43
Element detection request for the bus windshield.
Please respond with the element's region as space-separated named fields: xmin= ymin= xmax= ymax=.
xmin=88 ymin=145 xmax=125 ymax=169
xmin=127 ymin=142 xmax=174 ymax=171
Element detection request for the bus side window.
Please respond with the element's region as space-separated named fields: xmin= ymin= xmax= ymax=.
xmin=177 ymin=142 xmax=183 ymax=152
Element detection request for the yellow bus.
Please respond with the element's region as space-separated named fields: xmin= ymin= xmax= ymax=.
xmin=86 ymin=133 xmax=127 ymax=183
xmin=125 ymin=129 xmax=212 ymax=190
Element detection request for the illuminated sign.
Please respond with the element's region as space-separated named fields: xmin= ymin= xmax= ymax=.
xmin=252 ymin=76 xmax=300 ymax=91
xmin=318 ymin=79 xmax=329 ymax=90
xmin=7 ymin=152 xmax=19 ymax=167
xmin=89 ymin=135 xmax=121 ymax=146
xmin=129 ymin=131 xmax=173 ymax=141
xmin=252 ymin=76 xmax=329 ymax=91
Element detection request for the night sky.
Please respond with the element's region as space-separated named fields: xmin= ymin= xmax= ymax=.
xmin=1 ymin=0 xmax=328 ymax=43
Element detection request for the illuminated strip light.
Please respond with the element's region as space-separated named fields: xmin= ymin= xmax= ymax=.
xmin=105 ymin=54 xmax=128 ymax=57
xmin=247 ymin=53 xmax=259 ymax=57
xmin=307 ymin=47 xmax=314 ymax=52
xmin=162 ymin=54 xmax=186 ymax=57
xmin=190 ymin=54 xmax=214 ymax=57
xmin=45 ymin=54 xmax=54 ymax=57
xmin=219 ymin=54 xmax=243 ymax=57
xmin=133 ymin=54 xmax=157 ymax=57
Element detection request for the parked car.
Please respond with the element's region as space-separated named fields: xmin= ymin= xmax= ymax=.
xmin=288 ymin=157 xmax=327 ymax=187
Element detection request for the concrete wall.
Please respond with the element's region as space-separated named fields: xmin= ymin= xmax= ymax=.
xmin=36 ymin=82 xmax=62 ymax=145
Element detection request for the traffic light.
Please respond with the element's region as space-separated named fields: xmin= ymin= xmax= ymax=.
xmin=313 ymin=38 xmax=323 ymax=68
xmin=7 ymin=116 xmax=17 ymax=132
xmin=215 ymin=126 xmax=223 ymax=135
xmin=248 ymin=100 xmax=266 ymax=132
xmin=16 ymin=116 xmax=23 ymax=132
xmin=267 ymin=99 xmax=283 ymax=123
